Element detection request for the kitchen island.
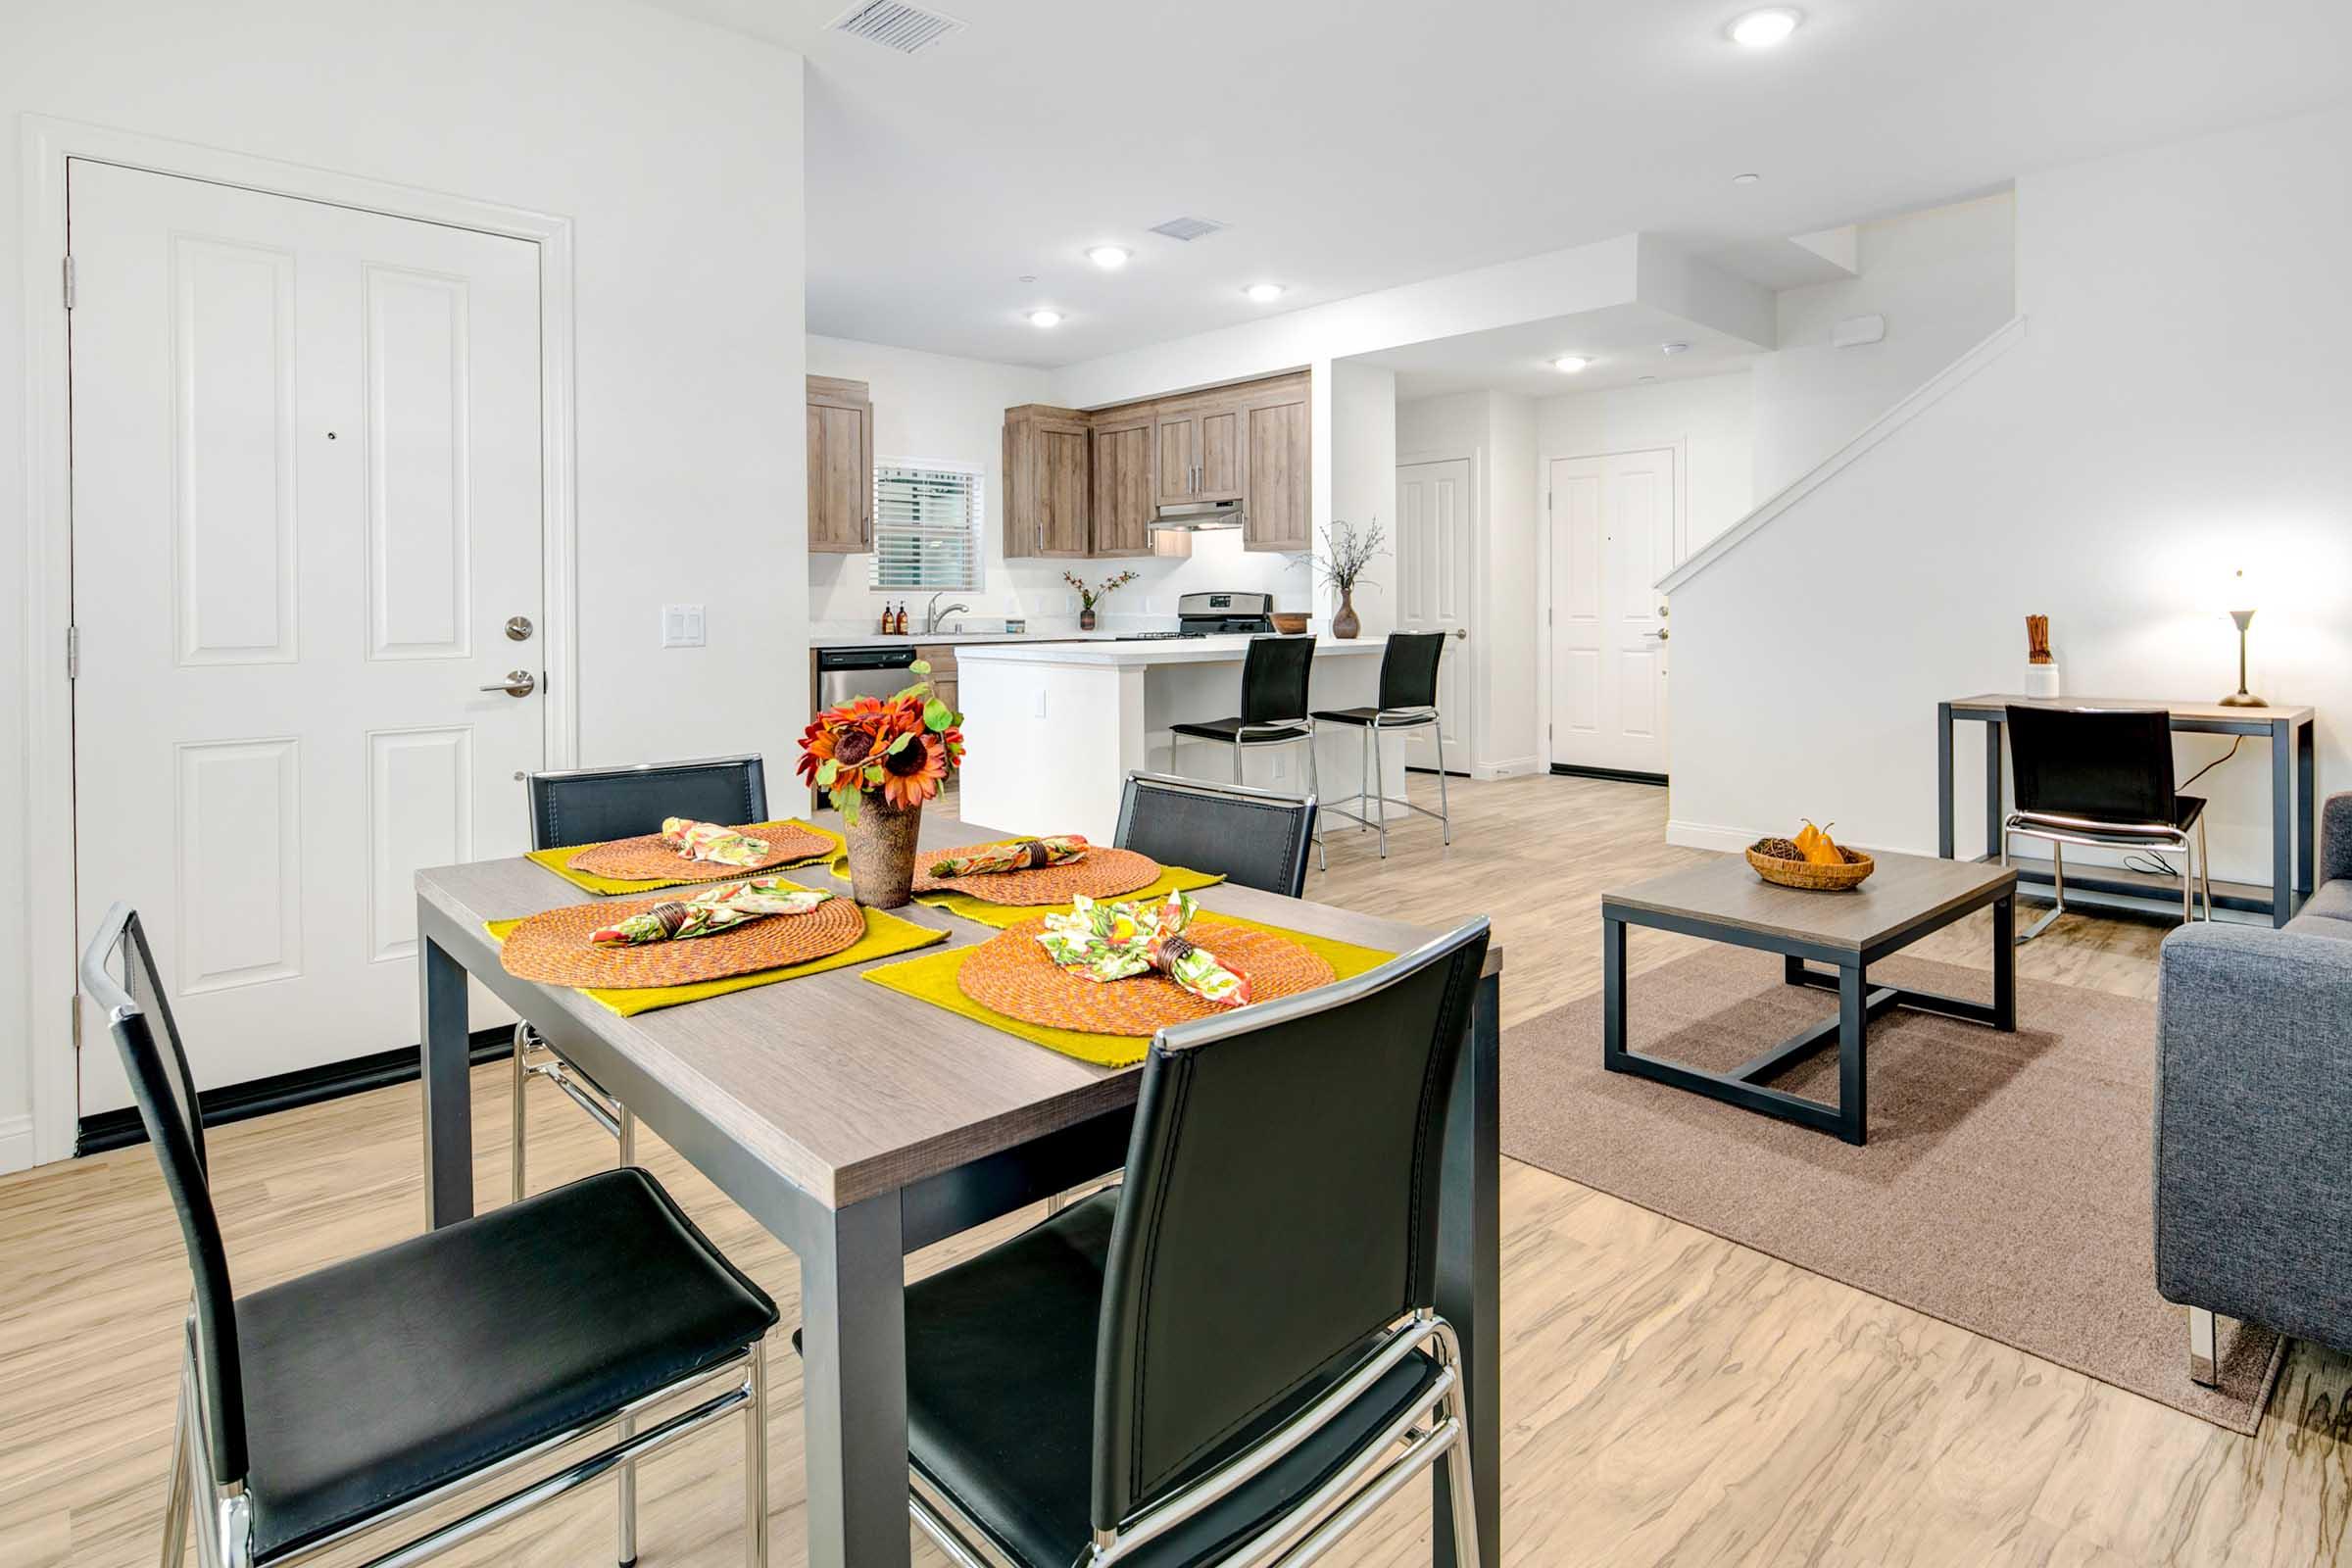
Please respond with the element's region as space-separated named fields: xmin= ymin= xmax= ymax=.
xmin=954 ymin=635 xmax=1396 ymax=843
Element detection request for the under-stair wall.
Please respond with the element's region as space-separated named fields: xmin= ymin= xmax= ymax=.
xmin=1661 ymin=103 xmax=2352 ymax=889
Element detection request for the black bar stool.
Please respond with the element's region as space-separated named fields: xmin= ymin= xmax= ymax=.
xmin=1314 ymin=631 xmax=1450 ymax=858
xmin=1169 ymin=635 xmax=1326 ymax=871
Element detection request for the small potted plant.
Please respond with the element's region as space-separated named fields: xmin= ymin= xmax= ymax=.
xmin=1064 ymin=569 xmax=1139 ymax=631
xmin=1297 ymin=518 xmax=1386 ymax=639
xmin=796 ymin=661 xmax=964 ymax=907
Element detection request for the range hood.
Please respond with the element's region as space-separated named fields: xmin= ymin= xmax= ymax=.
xmin=1149 ymin=499 xmax=1246 ymax=533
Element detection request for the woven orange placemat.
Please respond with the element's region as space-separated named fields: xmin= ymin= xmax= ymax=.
xmin=567 ymin=820 xmax=838 ymax=883
xmin=953 ymin=915 xmax=1336 ymax=1036
xmin=499 ymin=893 xmax=864 ymax=988
xmin=911 ymin=845 xmax=1160 ymax=906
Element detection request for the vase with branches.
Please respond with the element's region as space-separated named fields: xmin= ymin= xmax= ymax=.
xmin=1293 ymin=518 xmax=1386 ymax=639
xmin=1063 ymin=569 xmax=1138 ymax=630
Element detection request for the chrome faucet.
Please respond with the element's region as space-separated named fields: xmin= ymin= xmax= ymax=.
xmin=924 ymin=591 xmax=970 ymax=635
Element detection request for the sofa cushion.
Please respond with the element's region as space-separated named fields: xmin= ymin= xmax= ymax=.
xmin=2286 ymin=879 xmax=2352 ymax=939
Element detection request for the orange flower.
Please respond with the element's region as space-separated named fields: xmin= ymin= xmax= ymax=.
xmin=879 ymin=731 xmax=950 ymax=808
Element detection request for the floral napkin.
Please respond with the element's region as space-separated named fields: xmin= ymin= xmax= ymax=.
xmin=926 ymin=836 xmax=1090 ymax=878
xmin=1036 ymin=890 xmax=1250 ymax=1006
xmin=660 ymin=817 xmax=770 ymax=866
xmin=590 ymin=879 xmax=833 ymax=945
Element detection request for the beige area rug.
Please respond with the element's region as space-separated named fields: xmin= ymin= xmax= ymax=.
xmin=1502 ymin=945 xmax=2283 ymax=1433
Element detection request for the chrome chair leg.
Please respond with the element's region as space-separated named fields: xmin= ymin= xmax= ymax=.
xmin=613 ymin=1101 xmax=642 ymax=1565
xmin=2016 ymin=836 xmax=2066 ymax=944
xmin=2199 ymin=816 xmax=2213 ymax=921
xmin=161 ymin=1358 xmax=193 ymax=1568
xmin=1303 ymin=724 xmax=1326 ymax=871
xmin=511 ymin=1023 xmax=532 ymax=1204
xmin=1429 ymin=1317 xmax=1483 ymax=1568
xmin=1232 ymin=736 xmax=1245 ymax=785
xmin=1434 ymin=718 xmax=1451 ymax=845
xmin=2189 ymin=1306 xmax=2218 ymax=1387
xmin=2181 ymin=834 xmax=2196 ymax=925
xmin=1372 ymin=721 xmax=1391 ymax=859
xmin=745 ymin=1338 xmax=770 ymax=1568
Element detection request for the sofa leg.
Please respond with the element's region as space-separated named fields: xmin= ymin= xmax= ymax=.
xmin=2189 ymin=1306 xmax=2219 ymax=1387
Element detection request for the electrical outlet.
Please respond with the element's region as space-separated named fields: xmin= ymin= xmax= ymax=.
xmin=661 ymin=604 xmax=706 ymax=648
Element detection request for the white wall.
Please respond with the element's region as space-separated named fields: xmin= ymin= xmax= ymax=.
xmin=4 ymin=0 xmax=807 ymax=1165
xmin=1537 ymin=371 xmax=1757 ymax=556
xmin=806 ymin=335 xmax=1311 ymax=631
xmin=1666 ymin=106 xmax=2352 ymax=891
xmin=1751 ymin=193 xmax=2016 ymax=497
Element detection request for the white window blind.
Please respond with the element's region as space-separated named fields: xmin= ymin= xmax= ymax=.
xmin=869 ymin=461 xmax=983 ymax=592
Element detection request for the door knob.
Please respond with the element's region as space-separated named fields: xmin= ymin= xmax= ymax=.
xmin=479 ymin=669 xmax=537 ymax=697
xmin=1450 ymin=627 xmax=1468 ymax=639
xmin=1643 ymin=629 xmax=1671 ymax=642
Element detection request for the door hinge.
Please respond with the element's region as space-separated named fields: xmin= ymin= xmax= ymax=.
xmin=71 ymin=996 xmax=82 ymax=1053
xmin=65 ymin=623 xmax=79 ymax=680
xmin=62 ymin=255 xmax=75 ymax=311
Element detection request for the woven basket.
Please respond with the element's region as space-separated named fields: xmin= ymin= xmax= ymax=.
xmin=499 ymin=893 xmax=864 ymax=987
xmin=1745 ymin=845 xmax=1876 ymax=891
xmin=568 ymin=821 xmax=836 ymax=882
xmin=955 ymin=916 xmax=1335 ymax=1036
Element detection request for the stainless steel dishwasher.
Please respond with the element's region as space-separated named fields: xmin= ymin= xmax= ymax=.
xmin=816 ymin=644 xmax=918 ymax=709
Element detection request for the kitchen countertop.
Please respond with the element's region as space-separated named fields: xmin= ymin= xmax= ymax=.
xmin=954 ymin=634 xmax=1380 ymax=667
xmin=809 ymin=630 xmax=1128 ymax=650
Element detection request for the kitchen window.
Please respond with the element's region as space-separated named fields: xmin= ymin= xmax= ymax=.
xmin=869 ymin=460 xmax=983 ymax=592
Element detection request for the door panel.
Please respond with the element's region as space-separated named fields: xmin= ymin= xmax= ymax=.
xmin=1242 ymin=392 xmax=1311 ymax=552
xmin=70 ymin=159 xmax=544 ymax=1113
xmin=1198 ymin=406 xmax=1243 ymax=501
xmin=1156 ymin=414 xmax=1196 ymax=503
xmin=1394 ymin=459 xmax=1472 ymax=773
xmin=1548 ymin=449 xmax=1678 ymax=776
xmin=1091 ymin=418 xmax=1155 ymax=556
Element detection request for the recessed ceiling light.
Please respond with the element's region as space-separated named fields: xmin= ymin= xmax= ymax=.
xmin=1733 ymin=172 xmax=1762 ymax=185
xmin=1027 ymin=309 xmax=1063 ymax=328
xmin=1662 ymin=341 xmax=1690 ymax=355
xmin=1244 ymin=282 xmax=1286 ymax=304
xmin=1551 ymin=356 xmax=1591 ymax=373
xmin=1086 ymin=245 xmax=1131 ymax=270
xmin=1728 ymin=7 xmax=1801 ymax=46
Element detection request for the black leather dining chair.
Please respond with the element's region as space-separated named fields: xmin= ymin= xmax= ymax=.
xmin=1113 ymin=770 xmax=1319 ymax=899
xmin=1313 ymin=631 xmax=1452 ymax=858
xmin=514 ymin=752 xmax=768 ymax=1202
xmin=2002 ymin=705 xmax=2210 ymax=942
xmin=80 ymin=902 xmax=777 ymax=1568
xmin=1169 ymin=636 xmax=1326 ymax=872
xmin=891 ymin=915 xmax=1493 ymax=1568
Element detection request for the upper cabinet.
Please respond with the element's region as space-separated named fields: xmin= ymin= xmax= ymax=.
xmin=1001 ymin=369 xmax=1307 ymax=560
xmin=1240 ymin=376 xmax=1311 ymax=553
xmin=807 ymin=375 xmax=873 ymax=554
xmin=1003 ymin=405 xmax=1093 ymax=558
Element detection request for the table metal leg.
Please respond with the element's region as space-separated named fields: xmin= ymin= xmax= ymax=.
xmin=1433 ymin=968 xmax=1501 ymax=1568
xmin=1602 ymin=916 xmax=1628 ymax=1070
xmin=1983 ymin=716 xmax=2004 ymax=866
xmin=1937 ymin=702 xmax=1956 ymax=859
xmin=1838 ymin=963 xmax=1868 ymax=1146
xmin=418 ymin=932 xmax=473 ymax=1230
xmin=1993 ymin=895 xmax=2016 ymax=1032
xmin=2299 ymin=717 xmax=2317 ymax=900
xmin=2273 ymin=716 xmax=2294 ymax=927
xmin=798 ymin=1194 xmax=910 ymax=1568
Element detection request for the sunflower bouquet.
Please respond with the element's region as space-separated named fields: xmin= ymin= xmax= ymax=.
xmin=796 ymin=660 xmax=965 ymax=826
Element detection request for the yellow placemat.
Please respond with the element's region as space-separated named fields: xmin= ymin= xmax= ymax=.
xmin=529 ymin=818 xmax=846 ymax=896
xmin=861 ymin=912 xmax=1394 ymax=1068
xmin=826 ymin=850 xmax=1225 ymax=929
xmin=485 ymin=887 xmax=943 ymax=1016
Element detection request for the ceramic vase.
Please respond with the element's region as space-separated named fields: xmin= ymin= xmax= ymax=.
xmin=1080 ymin=607 xmax=1097 ymax=630
xmin=845 ymin=794 xmax=921 ymax=908
xmin=1332 ymin=588 xmax=1361 ymax=640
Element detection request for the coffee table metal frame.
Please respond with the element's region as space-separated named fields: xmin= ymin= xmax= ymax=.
xmin=1599 ymin=870 xmax=2017 ymax=1146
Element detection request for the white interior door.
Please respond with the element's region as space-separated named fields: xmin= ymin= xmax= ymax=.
xmin=1548 ymin=449 xmax=1677 ymax=777
xmin=69 ymin=159 xmax=545 ymax=1114
xmin=1394 ymin=459 xmax=1472 ymax=773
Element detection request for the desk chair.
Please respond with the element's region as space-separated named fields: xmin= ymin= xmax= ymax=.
xmin=2002 ymin=706 xmax=2210 ymax=942
xmin=81 ymin=903 xmax=776 ymax=1568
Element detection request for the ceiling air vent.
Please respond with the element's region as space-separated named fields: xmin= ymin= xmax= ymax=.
xmin=831 ymin=0 xmax=964 ymax=54
xmin=1148 ymin=217 xmax=1229 ymax=243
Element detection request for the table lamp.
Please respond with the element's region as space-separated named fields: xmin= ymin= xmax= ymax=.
xmin=2219 ymin=567 xmax=2266 ymax=708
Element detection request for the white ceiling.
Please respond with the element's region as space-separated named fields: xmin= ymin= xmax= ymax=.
xmin=644 ymin=0 xmax=2352 ymax=368
xmin=1361 ymin=303 xmax=1761 ymax=401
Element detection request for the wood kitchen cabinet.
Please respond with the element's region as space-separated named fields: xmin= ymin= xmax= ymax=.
xmin=1154 ymin=397 xmax=1244 ymax=505
xmin=1090 ymin=414 xmax=1189 ymax=559
xmin=1240 ymin=375 xmax=1312 ymax=552
xmin=807 ymin=375 xmax=873 ymax=554
xmin=1003 ymin=405 xmax=1093 ymax=558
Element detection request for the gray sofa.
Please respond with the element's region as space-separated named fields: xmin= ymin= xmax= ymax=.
xmin=2155 ymin=791 xmax=2352 ymax=1384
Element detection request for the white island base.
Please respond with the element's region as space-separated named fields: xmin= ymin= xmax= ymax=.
xmin=953 ymin=636 xmax=1408 ymax=845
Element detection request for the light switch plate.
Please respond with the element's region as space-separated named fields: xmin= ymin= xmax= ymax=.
xmin=662 ymin=604 xmax=707 ymax=648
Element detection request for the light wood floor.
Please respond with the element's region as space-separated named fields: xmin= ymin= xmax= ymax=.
xmin=6 ymin=774 xmax=2347 ymax=1567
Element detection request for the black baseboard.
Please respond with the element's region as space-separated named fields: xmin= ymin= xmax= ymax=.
xmin=1402 ymin=765 xmax=1473 ymax=778
xmin=1550 ymin=762 xmax=1669 ymax=787
xmin=76 ymin=1027 xmax=516 ymax=1156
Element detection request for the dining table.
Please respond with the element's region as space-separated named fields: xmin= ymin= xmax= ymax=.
xmin=413 ymin=808 xmax=1503 ymax=1568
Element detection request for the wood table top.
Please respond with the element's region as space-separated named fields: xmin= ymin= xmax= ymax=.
xmin=418 ymin=811 xmax=1497 ymax=1209
xmin=1947 ymin=693 xmax=2314 ymax=724
xmin=1603 ymin=849 xmax=2016 ymax=953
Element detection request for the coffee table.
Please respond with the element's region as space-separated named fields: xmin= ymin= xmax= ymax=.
xmin=1600 ymin=851 xmax=2018 ymax=1145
